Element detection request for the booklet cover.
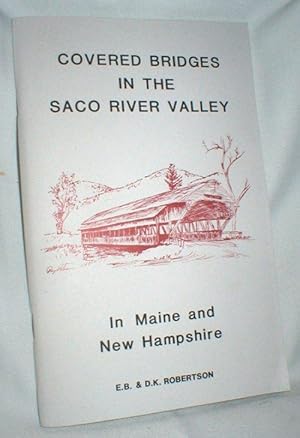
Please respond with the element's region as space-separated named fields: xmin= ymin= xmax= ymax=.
xmin=13 ymin=17 xmax=289 ymax=427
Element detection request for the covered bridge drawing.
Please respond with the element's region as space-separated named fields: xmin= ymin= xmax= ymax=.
xmin=80 ymin=179 xmax=235 ymax=252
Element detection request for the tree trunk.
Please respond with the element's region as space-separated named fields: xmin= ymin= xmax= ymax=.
xmin=56 ymin=220 xmax=63 ymax=234
xmin=231 ymin=213 xmax=237 ymax=231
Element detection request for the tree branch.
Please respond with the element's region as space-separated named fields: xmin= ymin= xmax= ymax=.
xmin=202 ymin=140 xmax=222 ymax=153
xmin=237 ymin=179 xmax=251 ymax=204
xmin=225 ymin=150 xmax=245 ymax=175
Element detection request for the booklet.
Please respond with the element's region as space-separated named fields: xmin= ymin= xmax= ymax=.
xmin=13 ymin=17 xmax=289 ymax=427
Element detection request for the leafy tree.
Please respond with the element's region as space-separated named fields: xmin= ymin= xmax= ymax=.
xmin=165 ymin=163 xmax=183 ymax=191
xmin=49 ymin=172 xmax=78 ymax=234
xmin=202 ymin=135 xmax=250 ymax=231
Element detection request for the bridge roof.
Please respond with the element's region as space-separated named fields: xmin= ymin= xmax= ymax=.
xmin=80 ymin=179 xmax=234 ymax=230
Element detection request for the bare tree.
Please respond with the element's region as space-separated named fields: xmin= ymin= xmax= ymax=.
xmin=49 ymin=172 xmax=78 ymax=234
xmin=202 ymin=135 xmax=250 ymax=231
xmin=165 ymin=163 xmax=183 ymax=191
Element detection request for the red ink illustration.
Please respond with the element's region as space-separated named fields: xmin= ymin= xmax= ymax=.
xmin=43 ymin=136 xmax=251 ymax=272
xmin=49 ymin=173 xmax=78 ymax=235
xmin=202 ymin=135 xmax=250 ymax=233
xmin=80 ymin=179 xmax=233 ymax=256
xmin=165 ymin=163 xmax=183 ymax=191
